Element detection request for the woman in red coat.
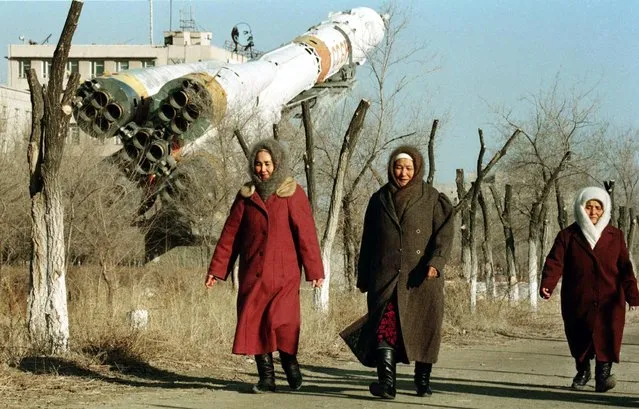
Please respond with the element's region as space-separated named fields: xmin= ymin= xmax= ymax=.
xmin=205 ymin=138 xmax=324 ymax=393
xmin=540 ymin=186 xmax=638 ymax=393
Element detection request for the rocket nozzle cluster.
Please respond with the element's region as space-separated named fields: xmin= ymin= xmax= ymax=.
xmin=114 ymin=78 xmax=209 ymax=179
xmin=75 ymin=80 xmax=125 ymax=137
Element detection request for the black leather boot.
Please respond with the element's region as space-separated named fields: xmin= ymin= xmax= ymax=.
xmin=595 ymin=361 xmax=616 ymax=393
xmin=414 ymin=361 xmax=433 ymax=396
xmin=279 ymin=350 xmax=303 ymax=390
xmin=252 ymin=353 xmax=276 ymax=393
xmin=571 ymin=359 xmax=591 ymax=390
xmin=369 ymin=348 xmax=396 ymax=399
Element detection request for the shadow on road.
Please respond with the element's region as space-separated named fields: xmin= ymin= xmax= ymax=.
xmin=15 ymin=356 xmax=639 ymax=408
xmin=16 ymin=355 xmax=249 ymax=392
xmin=299 ymin=363 xmax=639 ymax=408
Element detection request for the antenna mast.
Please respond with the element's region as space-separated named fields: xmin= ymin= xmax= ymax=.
xmin=149 ymin=0 xmax=154 ymax=45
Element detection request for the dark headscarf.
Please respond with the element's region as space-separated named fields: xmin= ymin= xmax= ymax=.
xmin=248 ymin=138 xmax=290 ymax=201
xmin=387 ymin=145 xmax=425 ymax=220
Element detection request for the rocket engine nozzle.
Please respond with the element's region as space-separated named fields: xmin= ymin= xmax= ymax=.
xmin=146 ymin=140 xmax=169 ymax=163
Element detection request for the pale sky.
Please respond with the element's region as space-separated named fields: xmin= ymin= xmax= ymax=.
xmin=1 ymin=0 xmax=637 ymax=183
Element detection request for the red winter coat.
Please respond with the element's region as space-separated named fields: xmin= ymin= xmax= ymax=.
xmin=207 ymin=177 xmax=324 ymax=355
xmin=540 ymin=223 xmax=639 ymax=362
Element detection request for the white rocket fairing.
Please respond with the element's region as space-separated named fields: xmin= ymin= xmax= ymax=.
xmin=73 ymin=7 xmax=386 ymax=183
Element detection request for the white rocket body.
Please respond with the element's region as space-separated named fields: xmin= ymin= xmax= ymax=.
xmin=181 ymin=6 xmax=386 ymax=150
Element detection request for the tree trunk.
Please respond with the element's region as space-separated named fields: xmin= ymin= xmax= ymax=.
xmin=554 ymin=180 xmax=568 ymax=230
xmin=527 ymin=218 xmax=540 ymax=312
xmin=233 ymin=129 xmax=250 ymax=160
xmin=503 ymin=185 xmax=519 ymax=304
xmin=478 ymin=189 xmax=495 ymax=300
xmin=26 ymin=0 xmax=83 ymax=355
xmin=455 ymin=169 xmax=471 ymax=281
xmin=426 ymin=119 xmax=438 ymax=185
xmin=342 ymin=195 xmax=357 ymax=290
xmin=469 ymin=242 xmax=478 ymax=313
xmin=313 ymin=99 xmax=370 ymax=312
xmin=538 ymin=215 xmax=549 ymax=284
xmin=618 ymin=206 xmax=627 ymax=238
xmin=468 ymin=181 xmax=479 ymax=313
xmin=604 ymin=180 xmax=616 ymax=227
xmin=100 ymin=260 xmax=116 ymax=315
xmin=301 ymin=101 xmax=317 ymax=215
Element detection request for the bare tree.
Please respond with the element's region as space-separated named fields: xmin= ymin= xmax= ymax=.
xmin=455 ymin=128 xmax=521 ymax=295
xmin=462 ymin=129 xmax=520 ymax=312
xmin=313 ymin=99 xmax=370 ymax=312
xmin=26 ymin=0 xmax=82 ymax=354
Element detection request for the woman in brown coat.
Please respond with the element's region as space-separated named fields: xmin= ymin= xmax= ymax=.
xmin=540 ymin=186 xmax=638 ymax=392
xmin=205 ymin=139 xmax=324 ymax=393
xmin=341 ymin=146 xmax=454 ymax=399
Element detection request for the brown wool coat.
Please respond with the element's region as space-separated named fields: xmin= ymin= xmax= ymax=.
xmin=540 ymin=223 xmax=639 ymax=363
xmin=341 ymin=181 xmax=454 ymax=366
xmin=207 ymin=177 xmax=324 ymax=356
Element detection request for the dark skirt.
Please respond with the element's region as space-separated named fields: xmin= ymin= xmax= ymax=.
xmin=340 ymin=293 xmax=408 ymax=367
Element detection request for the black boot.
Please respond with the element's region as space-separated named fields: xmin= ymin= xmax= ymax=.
xmin=279 ymin=350 xmax=303 ymax=391
xmin=571 ymin=359 xmax=591 ymax=390
xmin=252 ymin=353 xmax=276 ymax=393
xmin=415 ymin=361 xmax=433 ymax=397
xmin=369 ymin=348 xmax=396 ymax=399
xmin=595 ymin=361 xmax=616 ymax=393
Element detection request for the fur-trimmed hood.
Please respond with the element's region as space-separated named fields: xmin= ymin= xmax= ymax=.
xmin=246 ymin=138 xmax=291 ymax=201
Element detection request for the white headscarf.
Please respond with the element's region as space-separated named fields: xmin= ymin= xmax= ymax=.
xmin=573 ymin=186 xmax=611 ymax=249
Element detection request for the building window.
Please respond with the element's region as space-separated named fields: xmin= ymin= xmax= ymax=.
xmin=91 ymin=60 xmax=105 ymax=77
xmin=143 ymin=60 xmax=155 ymax=68
xmin=117 ymin=60 xmax=129 ymax=72
xmin=68 ymin=124 xmax=80 ymax=145
xmin=66 ymin=60 xmax=79 ymax=75
xmin=19 ymin=60 xmax=31 ymax=78
xmin=42 ymin=60 xmax=52 ymax=78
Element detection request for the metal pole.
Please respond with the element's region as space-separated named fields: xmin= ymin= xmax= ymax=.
xmin=149 ymin=0 xmax=154 ymax=45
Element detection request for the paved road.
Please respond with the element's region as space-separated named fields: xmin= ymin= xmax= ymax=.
xmin=65 ymin=324 xmax=639 ymax=409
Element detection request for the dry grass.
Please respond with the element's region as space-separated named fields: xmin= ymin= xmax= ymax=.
xmin=1 ymin=264 xmax=566 ymax=366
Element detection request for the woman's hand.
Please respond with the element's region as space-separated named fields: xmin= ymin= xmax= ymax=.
xmin=312 ymin=278 xmax=324 ymax=288
xmin=205 ymin=275 xmax=217 ymax=289
xmin=540 ymin=287 xmax=551 ymax=299
xmin=427 ymin=266 xmax=439 ymax=280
